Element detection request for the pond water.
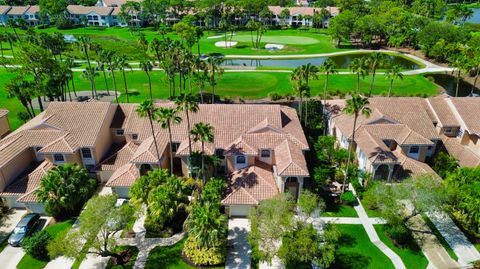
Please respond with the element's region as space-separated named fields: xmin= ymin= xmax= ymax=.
xmin=467 ymin=8 xmax=480 ymax=24
xmin=222 ymin=53 xmax=421 ymax=70
xmin=425 ymin=73 xmax=480 ymax=97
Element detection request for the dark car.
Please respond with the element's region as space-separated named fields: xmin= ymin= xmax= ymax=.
xmin=8 ymin=213 xmax=40 ymax=247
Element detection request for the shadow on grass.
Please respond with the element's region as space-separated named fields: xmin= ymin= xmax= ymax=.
xmin=329 ymin=252 xmax=371 ymax=269
xmin=338 ymin=233 xmax=357 ymax=247
xmin=145 ymin=239 xmax=184 ymax=269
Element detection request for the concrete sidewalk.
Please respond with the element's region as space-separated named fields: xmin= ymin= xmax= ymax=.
xmin=226 ymin=218 xmax=251 ymax=269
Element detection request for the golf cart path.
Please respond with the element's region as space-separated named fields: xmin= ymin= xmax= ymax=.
xmin=427 ymin=211 xmax=480 ymax=266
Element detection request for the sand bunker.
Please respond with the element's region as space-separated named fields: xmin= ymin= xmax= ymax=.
xmin=215 ymin=41 xmax=238 ymax=47
xmin=265 ymin=44 xmax=285 ymax=50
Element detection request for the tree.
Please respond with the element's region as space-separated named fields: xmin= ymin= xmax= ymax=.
xmin=175 ymin=93 xmax=199 ymax=177
xmin=5 ymin=78 xmax=35 ymax=118
xmin=366 ymin=52 xmax=386 ymax=97
xmin=297 ymin=190 xmax=324 ymax=221
xmin=432 ymin=152 xmax=458 ymax=179
xmin=119 ymin=1 xmax=141 ymax=33
xmin=205 ymin=56 xmax=224 ymax=103
xmin=23 ymin=230 xmax=51 ymax=261
xmin=136 ymin=100 xmax=162 ymax=166
xmin=115 ymin=54 xmax=132 ymax=103
xmin=313 ymin=135 xmax=349 ymax=186
xmin=49 ymin=195 xmax=135 ymax=266
xmin=280 ymin=8 xmax=290 ymax=28
xmin=385 ymin=65 xmax=403 ymax=97
xmin=97 ymin=51 xmax=110 ymax=96
xmin=450 ymin=54 xmax=469 ymax=97
xmin=157 ymin=107 xmax=182 ymax=174
xmin=35 ymin=164 xmax=96 ymax=219
xmin=139 ymin=58 xmax=154 ymax=100
xmin=129 ymin=169 xmax=170 ymax=206
xmin=101 ymin=50 xmax=119 ymax=103
xmin=349 ymin=57 xmax=369 ymax=93
xmin=319 ymin=59 xmax=337 ymax=135
xmin=291 ymin=67 xmax=305 ymax=120
xmin=77 ymin=37 xmax=97 ymax=99
xmin=342 ymin=95 xmax=371 ymax=192
xmin=328 ymin=10 xmax=355 ymax=47
xmin=190 ymin=122 xmax=214 ymax=185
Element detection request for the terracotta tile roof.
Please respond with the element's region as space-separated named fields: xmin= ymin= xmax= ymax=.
xmin=426 ymin=97 xmax=459 ymax=127
xmin=130 ymin=134 xmax=169 ymax=163
xmin=95 ymin=142 xmax=138 ymax=171
xmin=1 ymin=161 xmax=55 ymax=203
xmin=39 ymin=133 xmax=79 ymax=153
xmin=275 ymin=140 xmax=309 ymax=177
xmin=355 ymin=128 xmax=401 ymax=164
xmin=268 ymin=6 xmax=339 ymax=16
xmin=111 ymin=104 xmax=135 ymax=129
xmin=222 ymin=162 xmax=279 ymax=205
xmin=0 ymin=6 xmax=12 ymax=15
xmin=7 ymin=6 xmax=29 ymax=15
xmin=176 ymin=139 xmax=215 ymax=156
xmin=66 ymin=5 xmax=114 ymax=16
xmin=441 ymin=135 xmax=480 ymax=167
xmin=105 ymin=163 xmax=139 ymax=187
xmin=393 ymin=157 xmax=439 ymax=180
xmin=449 ymin=98 xmax=480 ymax=136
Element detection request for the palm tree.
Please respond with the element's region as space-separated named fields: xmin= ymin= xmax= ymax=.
xmin=82 ymin=67 xmax=99 ymax=99
xmin=77 ymin=36 xmax=97 ymax=99
xmin=291 ymin=67 xmax=305 ymax=119
xmin=115 ymin=54 xmax=132 ymax=103
xmin=136 ymin=101 xmax=162 ymax=166
xmin=175 ymin=93 xmax=199 ymax=177
xmin=385 ymin=65 xmax=403 ymax=97
xmin=451 ymin=55 xmax=469 ymax=97
xmin=366 ymin=52 xmax=386 ymax=97
xmin=190 ymin=122 xmax=214 ymax=185
xmin=5 ymin=78 xmax=35 ymax=118
xmin=342 ymin=94 xmax=371 ymax=193
xmin=205 ymin=56 xmax=224 ymax=103
xmin=349 ymin=57 xmax=369 ymax=93
xmin=5 ymin=32 xmax=16 ymax=57
xmin=319 ymin=59 xmax=338 ymax=135
xmin=157 ymin=107 xmax=182 ymax=174
xmin=101 ymin=50 xmax=119 ymax=103
xmin=185 ymin=202 xmax=227 ymax=248
xmin=97 ymin=53 xmax=110 ymax=96
xmin=194 ymin=26 xmax=204 ymax=56
xmin=64 ymin=57 xmax=77 ymax=97
xmin=301 ymin=63 xmax=319 ymax=88
xmin=140 ymin=58 xmax=154 ymax=100
xmin=0 ymin=33 xmax=6 ymax=57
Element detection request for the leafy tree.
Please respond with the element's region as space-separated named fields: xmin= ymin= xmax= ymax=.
xmin=432 ymin=152 xmax=458 ymax=179
xmin=49 ymin=195 xmax=135 ymax=266
xmin=35 ymin=164 xmax=96 ymax=219
xmin=23 ymin=230 xmax=51 ymax=261
xmin=328 ymin=10 xmax=355 ymax=47
xmin=313 ymin=135 xmax=348 ymax=186
xmin=280 ymin=8 xmax=290 ymax=28
xmin=297 ymin=190 xmax=324 ymax=220
xmin=129 ymin=169 xmax=170 ymax=206
xmin=100 ymin=50 xmax=118 ymax=103
xmin=201 ymin=177 xmax=226 ymax=205
xmin=417 ymin=21 xmax=469 ymax=58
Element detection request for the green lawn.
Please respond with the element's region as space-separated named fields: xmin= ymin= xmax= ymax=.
xmin=106 ymin=246 xmax=139 ymax=269
xmin=422 ymin=215 xmax=459 ymax=261
xmin=332 ymin=224 xmax=395 ymax=269
xmin=145 ymin=239 xmax=223 ymax=269
xmin=374 ymin=225 xmax=429 ymax=269
xmin=17 ymin=219 xmax=74 ymax=269
xmin=321 ymin=204 xmax=358 ymax=217
xmin=0 ymin=27 xmax=348 ymax=59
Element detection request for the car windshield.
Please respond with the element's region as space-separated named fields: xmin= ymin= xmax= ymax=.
xmin=13 ymin=226 xmax=26 ymax=234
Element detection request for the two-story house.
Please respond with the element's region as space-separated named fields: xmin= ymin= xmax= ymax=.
xmin=66 ymin=5 xmax=115 ymax=26
xmin=0 ymin=6 xmax=12 ymax=25
xmin=329 ymin=97 xmax=439 ymax=181
xmin=268 ymin=6 xmax=339 ymax=27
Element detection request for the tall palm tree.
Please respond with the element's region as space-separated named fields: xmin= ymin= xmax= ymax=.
xmin=291 ymin=67 xmax=305 ymax=119
xmin=205 ymin=57 xmax=224 ymax=103
xmin=366 ymin=52 xmax=386 ymax=97
xmin=77 ymin=36 xmax=97 ymax=99
xmin=115 ymin=54 xmax=132 ymax=103
xmin=301 ymin=63 xmax=319 ymax=88
xmin=157 ymin=107 xmax=182 ymax=174
xmin=194 ymin=27 xmax=204 ymax=56
xmin=5 ymin=78 xmax=35 ymax=118
xmin=451 ymin=55 xmax=468 ymax=97
xmin=342 ymin=94 xmax=371 ymax=193
xmin=5 ymin=32 xmax=16 ymax=57
xmin=136 ymin=101 xmax=162 ymax=166
xmin=319 ymin=59 xmax=337 ymax=135
xmin=64 ymin=57 xmax=77 ymax=97
xmin=97 ymin=53 xmax=110 ymax=96
xmin=101 ymin=50 xmax=119 ymax=103
xmin=349 ymin=57 xmax=369 ymax=93
xmin=82 ymin=67 xmax=99 ymax=99
xmin=175 ymin=93 xmax=199 ymax=177
xmin=190 ymin=122 xmax=214 ymax=185
xmin=140 ymin=58 xmax=154 ymax=100
xmin=385 ymin=65 xmax=403 ymax=97
xmin=0 ymin=33 xmax=6 ymax=57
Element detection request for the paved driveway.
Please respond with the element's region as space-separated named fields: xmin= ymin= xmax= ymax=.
xmin=226 ymin=218 xmax=251 ymax=269
xmin=0 ymin=209 xmax=27 ymax=242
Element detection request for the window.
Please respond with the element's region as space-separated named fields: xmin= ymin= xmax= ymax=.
xmin=409 ymin=146 xmax=419 ymax=154
xmin=172 ymin=142 xmax=180 ymax=152
xmin=116 ymin=129 xmax=125 ymax=136
xmin=54 ymin=154 xmax=65 ymax=163
xmin=132 ymin=134 xmax=138 ymax=140
xmin=236 ymin=155 xmax=246 ymax=164
xmin=444 ymin=127 xmax=453 ymax=134
xmin=261 ymin=149 xmax=271 ymax=158
xmin=427 ymin=146 xmax=432 ymax=150
xmin=81 ymin=148 xmax=93 ymax=159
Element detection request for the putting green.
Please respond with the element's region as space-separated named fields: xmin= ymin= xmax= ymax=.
xmin=232 ymin=35 xmax=319 ymax=45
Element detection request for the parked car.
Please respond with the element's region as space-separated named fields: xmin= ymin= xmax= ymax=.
xmin=8 ymin=213 xmax=40 ymax=247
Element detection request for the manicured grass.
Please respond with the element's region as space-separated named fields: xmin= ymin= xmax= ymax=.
xmin=331 ymin=224 xmax=395 ymax=269
xmin=321 ymin=204 xmax=358 ymax=217
xmin=17 ymin=219 xmax=74 ymax=269
xmin=106 ymin=246 xmax=139 ymax=269
xmin=374 ymin=225 xmax=429 ymax=269
xmin=364 ymin=207 xmax=383 ymax=218
xmin=232 ymin=34 xmax=320 ymax=45
xmin=145 ymin=239 xmax=223 ymax=269
xmin=422 ymin=215 xmax=459 ymax=261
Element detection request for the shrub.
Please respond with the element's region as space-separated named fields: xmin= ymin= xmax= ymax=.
xmin=268 ymin=92 xmax=283 ymax=101
xmin=183 ymin=236 xmax=226 ymax=266
xmin=23 ymin=230 xmax=51 ymax=261
xmin=340 ymin=191 xmax=356 ymax=205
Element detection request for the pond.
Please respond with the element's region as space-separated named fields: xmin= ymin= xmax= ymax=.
xmin=467 ymin=8 xmax=480 ymax=24
xmin=425 ymin=73 xmax=480 ymax=97
xmin=222 ymin=53 xmax=421 ymax=70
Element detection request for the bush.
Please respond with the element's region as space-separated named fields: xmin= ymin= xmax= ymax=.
xmin=340 ymin=191 xmax=356 ymax=205
xmin=183 ymin=236 xmax=225 ymax=266
xmin=23 ymin=230 xmax=51 ymax=261
xmin=268 ymin=92 xmax=283 ymax=101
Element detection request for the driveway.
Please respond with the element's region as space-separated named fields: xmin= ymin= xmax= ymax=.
xmin=226 ymin=218 xmax=251 ymax=269
xmin=0 ymin=209 xmax=27 ymax=242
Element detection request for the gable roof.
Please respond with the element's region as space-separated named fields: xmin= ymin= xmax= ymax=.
xmin=441 ymin=135 xmax=480 ymax=167
xmin=268 ymin=6 xmax=339 ymax=16
xmin=275 ymin=140 xmax=309 ymax=177
xmin=0 ymin=6 xmax=11 ymax=15
xmin=7 ymin=5 xmax=30 ymax=15
xmin=449 ymin=98 xmax=480 ymax=136
xmin=67 ymin=5 xmax=114 ymax=16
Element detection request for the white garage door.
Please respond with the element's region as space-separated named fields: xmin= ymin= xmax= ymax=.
xmin=230 ymin=205 xmax=251 ymax=217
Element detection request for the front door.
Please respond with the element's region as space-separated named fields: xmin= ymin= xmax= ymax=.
xmin=284 ymin=177 xmax=299 ymax=200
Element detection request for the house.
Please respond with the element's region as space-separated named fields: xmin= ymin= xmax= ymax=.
xmin=6 ymin=5 xmax=30 ymax=22
xmin=66 ymin=5 xmax=115 ymax=26
xmin=426 ymin=96 xmax=480 ymax=167
xmin=0 ymin=102 xmax=116 ymax=213
xmin=0 ymin=109 xmax=10 ymax=138
xmin=268 ymin=6 xmax=339 ymax=27
xmin=0 ymin=102 xmax=309 ymax=217
xmin=0 ymin=5 xmax=12 ymax=25
xmin=329 ymin=97 xmax=440 ymax=181
xmin=24 ymin=5 xmax=44 ymax=26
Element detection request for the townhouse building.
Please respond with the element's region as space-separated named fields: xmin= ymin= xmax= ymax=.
xmin=268 ymin=6 xmax=339 ymax=27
